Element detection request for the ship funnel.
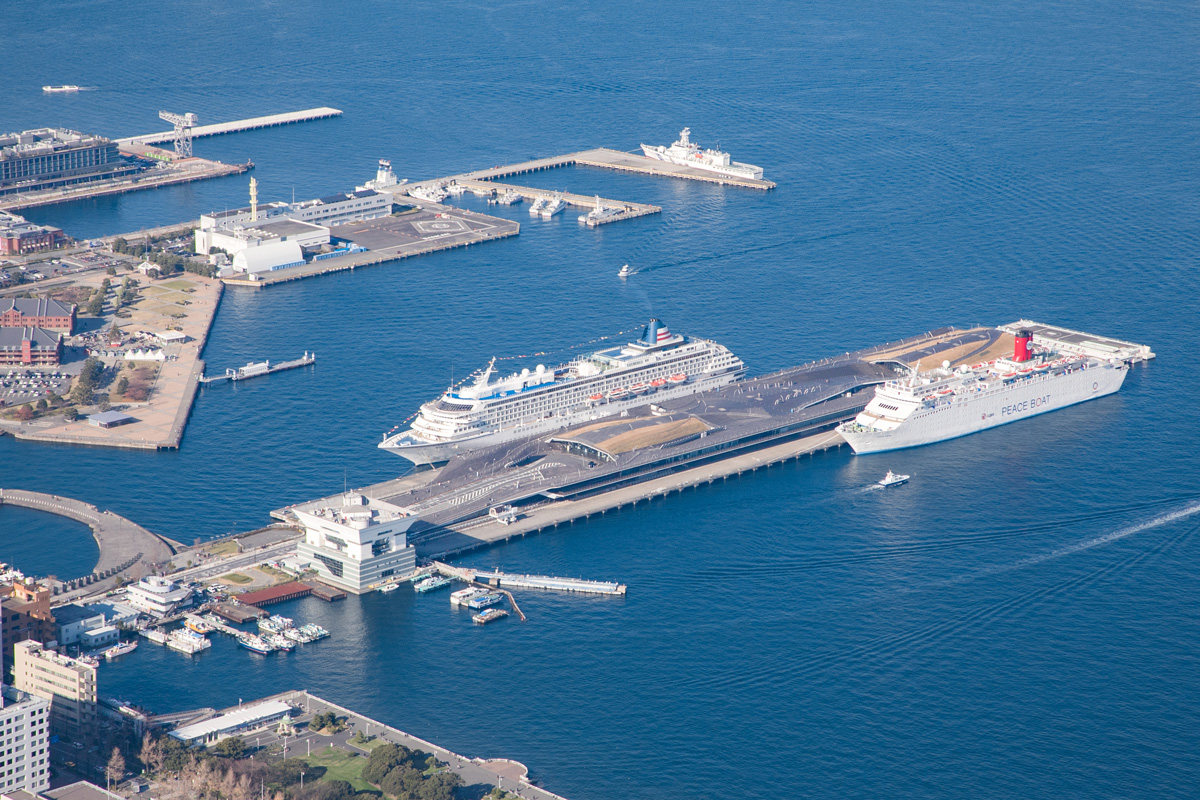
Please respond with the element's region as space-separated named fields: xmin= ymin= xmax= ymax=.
xmin=640 ymin=318 xmax=671 ymax=346
xmin=1013 ymin=329 xmax=1033 ymax=362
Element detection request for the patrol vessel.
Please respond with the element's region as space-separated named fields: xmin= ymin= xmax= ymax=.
xmin=838 ymin=329 xmax=1130 ymax=454
xmin=379 ymin=319 xmax=746 ymax=465
xmin=640 ymin=128 xmax=764 ymax=181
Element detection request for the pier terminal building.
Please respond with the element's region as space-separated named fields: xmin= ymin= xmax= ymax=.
xmin=293 ymin=493 xmax=418 ymax=593
xmin=0 ymin=129 xmax=141 ymax=197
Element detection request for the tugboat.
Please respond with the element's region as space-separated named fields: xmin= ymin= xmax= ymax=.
xmin=877 ymin=470 xmax=910 ymax=488
xmin=618 ymin=264 xmax=633 ymax=278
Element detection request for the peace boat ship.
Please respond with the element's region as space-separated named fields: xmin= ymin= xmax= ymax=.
xmin=380 ymin=319 xmax=745 ymax=466
xmin=837 ymin=328 xmax=1130 ymax=454
xmin=640 ymin=128 xmax=764 ymax=181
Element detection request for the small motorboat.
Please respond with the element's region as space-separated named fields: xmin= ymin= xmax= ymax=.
xmin=877 ymin=470 xmax=909 ymax=488
xmin=618 ymin=264 xmax=632 ymax=278
xmin=377 ymin=582 xmax=400 ymax=593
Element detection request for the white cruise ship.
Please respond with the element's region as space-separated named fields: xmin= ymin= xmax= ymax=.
xmin=380 ymin=319 xmax=745 ymax=465
xmin=838 ymin=329 xmax=1130 ymax=454
xmin=640 ymin=128 xmax=764 ymax=181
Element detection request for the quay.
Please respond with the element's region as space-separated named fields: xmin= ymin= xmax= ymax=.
xmin=200 ymin=352 xmax=316 ymax=384
xmin=276 ymin=320 xmax=1152 ymax=562
xmin=451 ymin=178 xmax=660 ymax=226
xmin=435 ymin=561 xmax=626 ymax=596
xmin=0 ymin=158 xmax=249 ymax=213
xmin=238 ymin=582 xmax=313 ymax=607
xmin=302 ymin=580 xmax=347 ymax=601
xmin=412 ymin=147 xmax=775 ymax=190
xmin=211 ymin=602 xmax=266 ymax=623
xmin=0 ymin=489 xmax=177 ymax=594
xmin=115 ymin=107 xmax=344 ymax=146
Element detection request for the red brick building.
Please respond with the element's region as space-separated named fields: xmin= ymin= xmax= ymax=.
xmin=0 ymin=578 xmax=56 ymax=674
xmin=0 ymin=327 xmax=62 ymax=365
xmin=0 ymin=212 xmax=67 ymax=255
xmin=0 ymin=298 xmax=75 ymax=333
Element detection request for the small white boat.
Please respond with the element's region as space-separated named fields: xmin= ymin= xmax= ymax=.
xmin=539 ymin=193 xmax=566 ymax=218
xmin=877 ymin=470 xmax=910 ymax=488
xmin=377 ymin=582 xmax=400 ymax=593
xmin=618 ymin=264 xmax=632 ymax=278
xmin=492 ymin=189 xmax=523 ymax=205
xmin=471 ymin=186 xmax=496 ymax=198
xmin=528 ymin=196 xmax=549 ymax=216
xmin=43 ymin=85 xmax=80 ymax=93
xmin=445 ymin=183 xmax=468 ymax=196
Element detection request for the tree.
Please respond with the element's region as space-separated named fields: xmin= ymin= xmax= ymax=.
xmin=139 ymin=733 xmax=164 ymax=775
xmin=115 ymin=376 xmax=129 ymax=395
xmin=380 ymin=764 xmax=424 ymax=798
xmin=106 ymin=265 xmax=117 ymax=276
xmin=112 ymin=237 xmax=128 ymax=252
xmin=46 ymin=390 xmax=61 ymax=405
xmin=86 ymin=290 xmax=104 ymax=316
xmin=63 ymin=406 xmax=78 ymax=421
xmin=35 ymin=398 xmax=48 ymax=411
xmin=210 ymin=735 xmax=246 ymax=759
xmin=13 ymin=404 xmax=33 ymax=421
xmin=106 ymin=746 xmax=126 ymax=790
xmin=97 ymin=398 xmax=111 ymax=412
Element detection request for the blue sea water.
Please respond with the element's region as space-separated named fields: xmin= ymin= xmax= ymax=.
xmin=3 ymin=0 xmax=1200 ymax=797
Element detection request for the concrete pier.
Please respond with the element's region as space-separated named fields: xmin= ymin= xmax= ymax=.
xmin=451 ymin=179 xmax=661 ymax=225
xmin=116 ymin=107 xmax=343 ymax=146
xmin=0 ymin=489 xmax=177 ymax=589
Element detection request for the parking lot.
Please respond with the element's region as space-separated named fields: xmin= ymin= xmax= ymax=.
xmin=0 ymin=368 xmax=71 ymax=406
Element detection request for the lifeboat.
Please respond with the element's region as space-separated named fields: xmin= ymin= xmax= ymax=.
xmin=608 ymin=388 xmax=631 ymax=400
xmin=650 ymin=378 xmax=667 ymax=387
xmin=1001 ymin=372 xmax=1016 ymax=379
xmin=588 ymin=393 xmax=604 ymax=401
xmin=668 ymin=374 xmax=687 ymax=384
xmin=631 ymin=383 xmax=648 ymax=394
xmin=937 ymin=388 xmax=953 ymax=395
xmin=1019 ymin=367 xmax=1033 ymax=374
xmin=970 ymin=363 xmax=985 ymax=370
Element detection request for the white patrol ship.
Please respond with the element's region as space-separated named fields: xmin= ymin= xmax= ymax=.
xmin=379 ymin=319 xmax=745 ymax=465
xmin=838 ymin=327 xmax=1134 ymax=454
xmin=640 ymin=127 xmax=764 ymax=181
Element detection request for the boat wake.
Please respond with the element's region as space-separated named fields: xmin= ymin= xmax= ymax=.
xmin=667 ymin=501 xmax=1200 ymax=694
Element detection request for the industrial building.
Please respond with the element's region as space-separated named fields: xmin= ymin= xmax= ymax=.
xmin=0 ymin=298 xmax=75 ymax=333
xmin=12 ymin=641 xmax=96 ymax=741
xmin=0 ymin=214 xmax=67 ymax=256
xmin=0 ymin=129 xmax=140 ymax=197
xmin=0 ymin=328 xmax=62 ymax=366
xmin=294 ymin=493 xmax=418 ymax=593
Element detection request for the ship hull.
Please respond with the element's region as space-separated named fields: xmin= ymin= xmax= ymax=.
xmin=840 ymin=362 xmax=1128 ymax=454
xmin=639 ymin=144 xmax=763 ymax=180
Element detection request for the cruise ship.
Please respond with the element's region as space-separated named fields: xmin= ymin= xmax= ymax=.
xmin=379 ymin=319 xmax=746 ymax=465
xmin=640 ymin=128 xmax=764 ymax=181
xmin=837 ymin=329 xmax=1130 ymax=454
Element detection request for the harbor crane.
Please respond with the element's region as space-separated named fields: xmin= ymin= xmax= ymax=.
xmin=158 ymin=110 xmax=199 ymax=158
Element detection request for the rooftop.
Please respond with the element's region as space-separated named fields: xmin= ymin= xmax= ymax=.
xmin=170 ymin=699 xmax=292 ymax=742
xmin=50 ymin=604 xmax=101 ymax=626
xmin=1 ymin=298 xmax=75 ymax=317
xmin=0 ymin=327 xmax=61 ymax=350
xmin=42 ymin=781 xmax=125 ymax=800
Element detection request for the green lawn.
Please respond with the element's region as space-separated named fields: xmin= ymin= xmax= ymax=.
xmin=161 ymin=280 xmax=196 ymax=290
xmin=221 ymin=572 xmax=252 ymax=584
xmin=304 ymin=746 xmax=374 ymax=792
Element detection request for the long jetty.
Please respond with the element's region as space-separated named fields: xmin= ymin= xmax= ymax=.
xmin=453 ymin=179 xmax=660 ymax=226
xmin=117 ymin=108 xmax=343 ymax=146
xmin=408 ymin=147 xmax=776 ymax=191
xmin=435 ymin=562 xmax=626 ymax=596
xmin=199 ymin=352 xmax=316 ymax=384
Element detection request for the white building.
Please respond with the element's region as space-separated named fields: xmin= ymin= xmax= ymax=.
xmin=232 ymin=240 xmax=305 ymax=277
xmin=294 ymin=494 xmax=418 ymax=593
xmin=0 ymin=688 xmax=51 ymax=795
xmin=169 ymin=699 xmax=293 ymax=746
xmin=124 ymin=576 xmax=192 ymax=617
xmin=197 ymin=218 xmax=329 ymax=258
xmin=286 ymin=189 xmax=391 ymax=227
xmin=52 ymin=604 xmax=106 ymax=647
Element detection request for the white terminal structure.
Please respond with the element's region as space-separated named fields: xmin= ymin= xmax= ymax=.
xmin=194 ymin=171 xmax=394 ymax=278
xmin=294 ymin=493 xmax=418 ymax=593
xmin=123 ymin=576 xmax=193 ymax=617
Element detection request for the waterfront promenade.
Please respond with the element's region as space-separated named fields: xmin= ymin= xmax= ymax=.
xmin=276 ymin=690 xmax=571 ymax=800
xmin=0 ymin=488 xmax=176 ymax=586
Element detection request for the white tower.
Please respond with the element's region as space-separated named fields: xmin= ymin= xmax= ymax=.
xmin=249 ymin=177 xmax=259 ymax=221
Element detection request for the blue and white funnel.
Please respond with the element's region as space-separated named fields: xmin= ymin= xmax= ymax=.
xmin=639 ymin=318 xmax=672 ymax=346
